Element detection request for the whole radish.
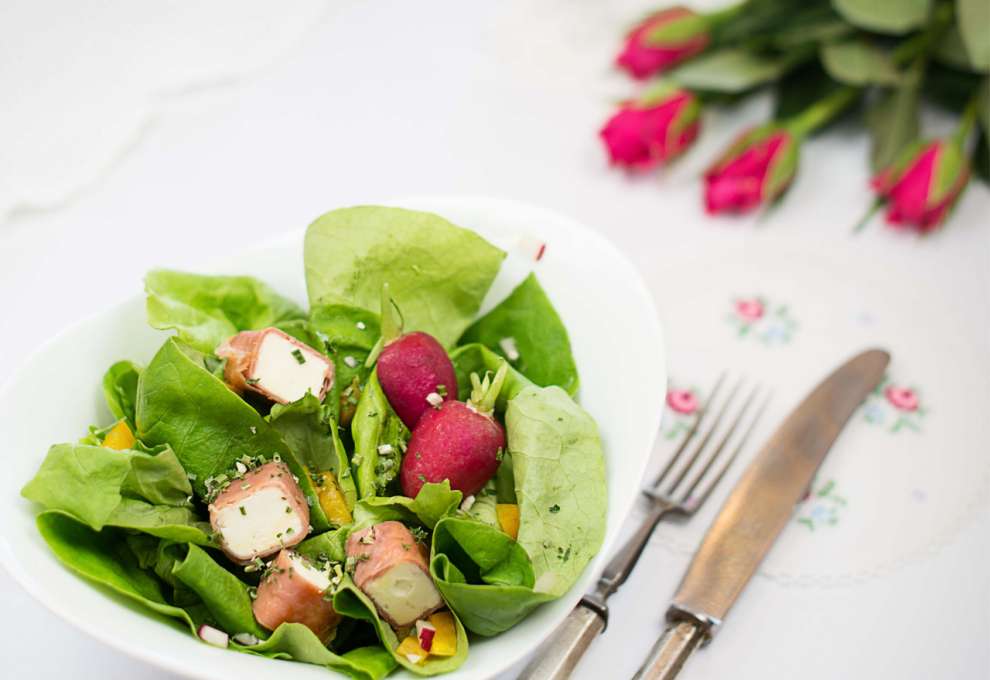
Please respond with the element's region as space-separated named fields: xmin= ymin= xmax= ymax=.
xmin=371 ymin=283 xmax=457 ymax=430
xmin=401 ymin=362 xmax=508 ymax=498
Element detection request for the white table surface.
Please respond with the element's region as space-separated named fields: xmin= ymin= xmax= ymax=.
xmin=2 ymin=1 xmax=988 ymax=679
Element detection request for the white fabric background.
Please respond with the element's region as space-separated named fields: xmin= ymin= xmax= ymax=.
xmin=1 ymin=1 xmax=988 ymax=678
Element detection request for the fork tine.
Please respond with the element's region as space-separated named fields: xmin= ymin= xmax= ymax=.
xmin=678 ymin=384 xmax=761 ymax=504
xmin=664 ymin=377 xmax=744 ymax=496
xmin=691 ymin=392 xmax=772 ymax=510
xmin=651 ymin=372 xmax=727 ymax=489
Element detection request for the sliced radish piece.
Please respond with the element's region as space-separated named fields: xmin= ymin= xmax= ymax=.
xmin=416 ymin=619 xmax=437 ymax=652
xmin=232 ymin=632 xmax=260 ymax=646
xmin=197 ymin=624 xmax=229 ymax=648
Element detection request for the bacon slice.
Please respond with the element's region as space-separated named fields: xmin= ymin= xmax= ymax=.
xmin=252 ymin=549 xmax=341 ymax=642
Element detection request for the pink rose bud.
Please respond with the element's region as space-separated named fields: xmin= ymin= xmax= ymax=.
xmin=600 ymin=87 xmax=701 ymax=170
xmin=616 ymin=7 xmax=710 ymax=79
xmin=704 ymin=125 xmax=799 ymax=214
xmin=871 ymin=140 xmax=970 ymax=232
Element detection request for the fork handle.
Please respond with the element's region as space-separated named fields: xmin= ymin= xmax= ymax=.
xmin=596 ymin=503 xmax=670 ymax=597
xmin=516 ymin=603 xmax=605 ymax=680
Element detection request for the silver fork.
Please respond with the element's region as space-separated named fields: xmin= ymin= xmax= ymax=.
xmin=517 ymin=375 xmax=769 ymax=680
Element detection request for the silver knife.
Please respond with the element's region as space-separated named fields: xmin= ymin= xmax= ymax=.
xmin=631 ymin=348 xmax=890 ymax=680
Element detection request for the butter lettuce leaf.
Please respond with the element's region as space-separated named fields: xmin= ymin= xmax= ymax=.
xmin=135 ymin=338 xmax=331 ymax=531
xmin=353 ymin=481 xmax=462 ymax=531
xmin=333 ymin=575 xmax=469 ymax=676
xmin=430 ymin=517 xmax=553 ymax=636
xmin=350 ymin=370 xmax=409 ymax=499
xmin=459 ymin=273 xmax=578 ymax=395
xmin=505 ymin=386 xmax=606 ymax=597
xmin=269 ymin=393 xmax=357 ymax=514
xmin=102 ymin=360 xmax=142 ymax=427
xmin=145 ymin=270 xmax=305 ymax=353
xmin=21 ymin=443 xmax=210 ymax=544
xmin=304 ymin=206 xmax=505 ymax=347
xmin=309 ymin=303 xmax=381 ymax=425
xmin=36 ymin=511 xmax=203 ymax=630
xmin=38 ymin=513 xmax=394 ymax=680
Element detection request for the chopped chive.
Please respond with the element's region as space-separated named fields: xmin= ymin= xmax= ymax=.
xmin=549 ymin=504 xmax=560 ymax=513
xmin=239 ymin=506 xmax=246 ymax=516
xmin=291 ymin=349 xmax=306 ymax=364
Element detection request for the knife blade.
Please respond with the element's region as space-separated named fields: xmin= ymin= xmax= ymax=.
xmin=633 ymin=348 xmax=890 ymax=680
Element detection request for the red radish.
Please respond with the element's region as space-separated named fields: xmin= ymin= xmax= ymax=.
xmin=197 ymin=624 xmax=229 ymax=648
xmin=400 ymin=362 xmax=508 ymax=498
xmin=371 ymin=284 xmax=457 ymax=429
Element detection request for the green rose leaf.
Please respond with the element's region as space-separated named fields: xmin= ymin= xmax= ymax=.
xmin=670 ymin=48 xmax=792 ymax=93
xmin=820 ymin=40 xmax=903 ymax=86
xmin=832 ymin=0 xmax=931 ymax=34
xmin=958 ymin=0 xmax=990 ymax=71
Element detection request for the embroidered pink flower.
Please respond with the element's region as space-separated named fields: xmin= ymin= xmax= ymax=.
xmin=885 ymin=386 xmax=919 ymax=412
xmin=734 ymin=298 xmax=764 ymax=322
xmin=704 ymin=126 xmax=799 ymax=214
xmin=616 ymin=7 xmax=710 ymax=79
xmin=871 ymin=140 xmax=970 ymax=232
xmin=666 ymin=389 xmax=699 ymax=415
xmin=600 ymin=89 xmax=701 ymax=170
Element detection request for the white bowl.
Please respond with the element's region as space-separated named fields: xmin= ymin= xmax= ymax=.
xmin=0 ymin=196 xmax=665 ymax=680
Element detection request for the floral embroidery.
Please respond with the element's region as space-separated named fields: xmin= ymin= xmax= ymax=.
xmin=726 ymin=296 xmax=798 ymax=345
xmin=861 ymin=375 xmax=926 ymax=433
xmin=796 ymin=479 xmax=846 ymax=531
xmin=662 ymin=386 xmax=700 ymax=440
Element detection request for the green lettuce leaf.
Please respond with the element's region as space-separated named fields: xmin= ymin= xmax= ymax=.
xmin=21 ymin=443 xmax=210 ymax=544
xmin=353 ymin=481 xmax=463 ymax=531
xmin=102 ymin=360 xmax=142 ymax=427
xmin=333 ymin=576 xmax=469 ymax=676
xmin=36 ymin=511 xmax=203 ymax=630
xmin=135 ymin=339 xmax=331 ymax=531
xmin=459 ymin=274 xmax=578 ymax=395
xmin=350 ymin=370 xmax=409 ymax=499
xmin=304 ymin=206 xmax=505 ymax=347
xmin=269 ymin=393 xmax=357 ymax=515
xmin=464 ymin=480 xmax=498 ymax=528
xmin=38 ymin=513 xmax=393 ymax=680
xmin=506 ymin=386 xmax=606 ymax=597
xmin=145 ymin=270 xmax=305 ymax=353
xmin=170 ymin=543 xmax=267 ymax=639
xmin=448 ymin=343 xmax=533 ymax=413
xmin=309 ymin=303 xmax=381 ymax=425
xmin=297 ymin=525 xmax=352 ymax=563
xmin=430 ymin=517 xmax=553 ymax=636
xmin=245 ymin=624 xmax=396 ymax=680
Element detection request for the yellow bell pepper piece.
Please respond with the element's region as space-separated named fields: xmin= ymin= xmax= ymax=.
xmin=496 ymin=503 xmax=520 ymax=540
xmin=427 ymin=611 xmax=457 ymax=657
xmin=396 ymin=634 xmax=428 ymax=665
xmin=103 ymin=420 xmax=136 ymax=451
xmin=314 ymin=471 xmax=353 ymax=526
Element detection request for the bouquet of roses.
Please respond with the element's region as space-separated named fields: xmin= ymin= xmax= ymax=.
xmin=601 ymin=0 xmax=989 ymax=232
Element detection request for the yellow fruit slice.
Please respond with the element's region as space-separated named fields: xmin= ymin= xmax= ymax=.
xmin=311 ymin=470 xmax=353 ymax=525
xmin=496 ymin=503 xmax=520 ymax=540
xmin=103 ymin=420 xmax=136 ymax=451
xmin=427 ymin=611 xmax=457 ymax=657
xmin=396 ymin=634 xmax=428 ymax=665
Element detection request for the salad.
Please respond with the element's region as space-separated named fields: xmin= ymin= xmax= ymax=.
xmin=21 ymin=206 xmax=606 ymax=679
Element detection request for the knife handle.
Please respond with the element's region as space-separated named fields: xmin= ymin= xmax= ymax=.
xmin=516 ymin=603 xmax=605 ymax=680
xmin=631 ymin=621 xmax=706 ymax=680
